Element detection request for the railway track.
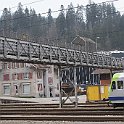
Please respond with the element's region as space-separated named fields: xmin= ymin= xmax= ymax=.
xmin=0 ymin=102 xmax=110 ymax=108
xmin=1 ymin=115 xmax=124 ymax=122
xmin=0 ymin=103 xmax=124 ymax=122
xmin=1 ymin=109 xmax=124 ymax=115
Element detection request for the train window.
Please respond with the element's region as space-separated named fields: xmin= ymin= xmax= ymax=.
xmin=117 ymin=81 xmax=123 ymax=89
xmin=111 ymin=81 xmax=116 ymax=90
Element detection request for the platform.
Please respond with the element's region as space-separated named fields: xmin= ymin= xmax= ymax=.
xmin=0 ymin=95 xmax=86 ymax=104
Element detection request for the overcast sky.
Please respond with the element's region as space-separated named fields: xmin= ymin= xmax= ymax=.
xmin=0 ymin=0 xmax=124 ymax=16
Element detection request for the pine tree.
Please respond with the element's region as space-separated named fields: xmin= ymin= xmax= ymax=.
xmin=66 ymin=3 xmax=76 ymax=42
xmin=47 ymin=8 xmax=53 ymax=27
xmin=56 ymin=5 xmax=66 ymax=39
xmin=75 ymin=5 xmax=86 ymax=36
xmin=13 ymin=2 xmax=25 ymax=39
xmin=1 ymin=8 xmax=12 ymax=37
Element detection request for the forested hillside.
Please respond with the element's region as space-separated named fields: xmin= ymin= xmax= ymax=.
xmin=0 ymin=2 xmax=124 ymax=51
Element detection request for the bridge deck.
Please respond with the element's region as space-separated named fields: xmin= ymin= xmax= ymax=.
xmin=0 ymin=37 xmax=123 ymax=69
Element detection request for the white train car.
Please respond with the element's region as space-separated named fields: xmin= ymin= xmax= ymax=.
xmin=109 ymin=73 xmax=124 ymax=108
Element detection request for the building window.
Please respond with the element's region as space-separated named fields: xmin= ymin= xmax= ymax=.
xmin=20 ymin=63 xmax=24 ymax=68
xmin=100 ymin=74 xmax=110 ymax=80
xmin=48 ymin=67 xmax=52 ymax=74
xmin=23 ymin=73 xmax=29 ymax=79
xmin=29 ymin=72 xmax=32 ymax=79
xmin=37 ymin=84 xmax=42 ymax=91
xmin=12 ymin=62 xmax=15 ymax=69
xmin=57 ymin=83 xmax=59 ymax=90
xmin=7 ymin=62 xmax=11 ymax=69
xmin=3 ymin=84 xmax=10 ymax=95
xmin=12 ymin=73 xmax=18 ymax=80
xmin=2 ymin=63 xmax=7 ymax=69
xmin=37 ymin=71 xmax=42 ymax=79
xmin=17 ymin=73 xmax=23 ymax=80
xmin=3 ymin=74 xmax=10 ymax=81
xmin=55 ymin=68 xmax=59 ymax=79
xmin=22 ymin=83 xmax=30 ymax=94
xmin=16 ymin=63 xmax=19 ymax=68
xmin=48 ymin=77 xmax=53 ymax=85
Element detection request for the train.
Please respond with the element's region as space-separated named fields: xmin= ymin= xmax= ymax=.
xmin=109 ymin=72 xmax=124 ymax=108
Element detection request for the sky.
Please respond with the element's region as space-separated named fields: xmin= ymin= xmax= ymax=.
xmin=0 ymin=0 xmax=124 ymax=16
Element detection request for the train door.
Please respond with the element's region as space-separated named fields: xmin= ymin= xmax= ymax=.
xmin=110 ymin=80 xmax=118 ymax=98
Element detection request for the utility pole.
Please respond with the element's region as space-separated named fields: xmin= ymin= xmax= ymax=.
xmin=88 ymin=0 xmax=92 ymax=37
xmin=89 ymin=0 xmax=91 ymax=4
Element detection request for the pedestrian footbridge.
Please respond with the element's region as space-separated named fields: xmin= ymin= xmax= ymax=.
xmin=0 ymin=37 xmax=123 ymax=69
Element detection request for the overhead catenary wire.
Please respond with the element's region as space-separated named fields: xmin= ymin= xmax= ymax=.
xmin=0 ymin=0 xmax=118 ymax=13
xmin=0 ymin=0 xmax=123 ymax=47
xmin=0 ymin=2 xmax=119 ymax=30
xmin=0 ymin=0 xmax=45 ymax=12
xmin=0 ymin=0 xmax=120 ymax=23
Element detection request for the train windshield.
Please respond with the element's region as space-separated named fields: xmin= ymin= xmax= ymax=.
xmin=117 ymin=81 xmax=123 ymax=89
xmin=111 ymin=81 xmax=116 ymax=90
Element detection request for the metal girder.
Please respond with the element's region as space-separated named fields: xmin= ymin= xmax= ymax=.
xmin=0 ymin=37 xmax=123 ymax=69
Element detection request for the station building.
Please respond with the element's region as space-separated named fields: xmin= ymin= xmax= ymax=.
xmin=91 ymin=69 xmax=111 ymax=86
xmin=0 ymin=62 xmax=116 ymax=98
xmin=0 ymin=62 xmax=59 ymax=98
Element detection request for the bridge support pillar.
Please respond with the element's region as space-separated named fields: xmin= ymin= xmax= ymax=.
xmin=58 ymin=66 xmax=62 ymax=108
xmin=74 ymin=66 xmax=78 ymax=108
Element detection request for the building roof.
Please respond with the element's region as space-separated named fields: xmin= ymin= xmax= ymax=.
xmin=92 ymin=69 xmax=111 ymax=74
xmin=72 ymin=35 xmax=96 ymax=45
xmin=30 ymin=64 xmax=50 ymax=70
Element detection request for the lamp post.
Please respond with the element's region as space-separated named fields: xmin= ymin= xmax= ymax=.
xmin=85 ymin=40 xmax=87 ymax=52
xmin=96 ymin=37 xmax=100 ymax=53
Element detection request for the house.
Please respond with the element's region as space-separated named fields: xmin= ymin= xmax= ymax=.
xmin=92 ymin=69 xmax=111 ymax=85
xmin=0 ymin=62 xmax=59 ymax=98
xmin=72 ymin=35 xmax=96 ymax=52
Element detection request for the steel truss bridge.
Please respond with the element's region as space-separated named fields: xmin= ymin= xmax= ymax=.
xmin=0 ymin=36 xmax=123 ymax=69
xmin=0 ymin=36 xmax=123 ymax=108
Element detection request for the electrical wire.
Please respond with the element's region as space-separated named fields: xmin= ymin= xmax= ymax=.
xmin=0 ymin=0 xmax=120 ymax=23
xmin=0 ymin=0 xmax=123 ymax=46
xmin=0 ymin=3 xmax=119 ymax=30
xmin=0 ymin=0 xmax=45 ymax=12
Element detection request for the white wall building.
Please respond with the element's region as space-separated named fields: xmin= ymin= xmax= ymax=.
xmin=0 ymin=62 xmax=59 ymax=98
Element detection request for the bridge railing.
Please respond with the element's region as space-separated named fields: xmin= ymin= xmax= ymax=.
xmin=0 ymin=37 xmax=123 ymax=69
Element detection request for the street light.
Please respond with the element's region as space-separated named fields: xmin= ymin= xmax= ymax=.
xmin=96 ymin=37 xmax=100 ymax=53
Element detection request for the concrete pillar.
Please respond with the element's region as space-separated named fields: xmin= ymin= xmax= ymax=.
xmin=58 ymin=66 xmax=62 ymax=108
xmin=74 ymin=66 xmax=78 ymax=108
xmin=44 ymin=69 xmax=49 ymax=98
